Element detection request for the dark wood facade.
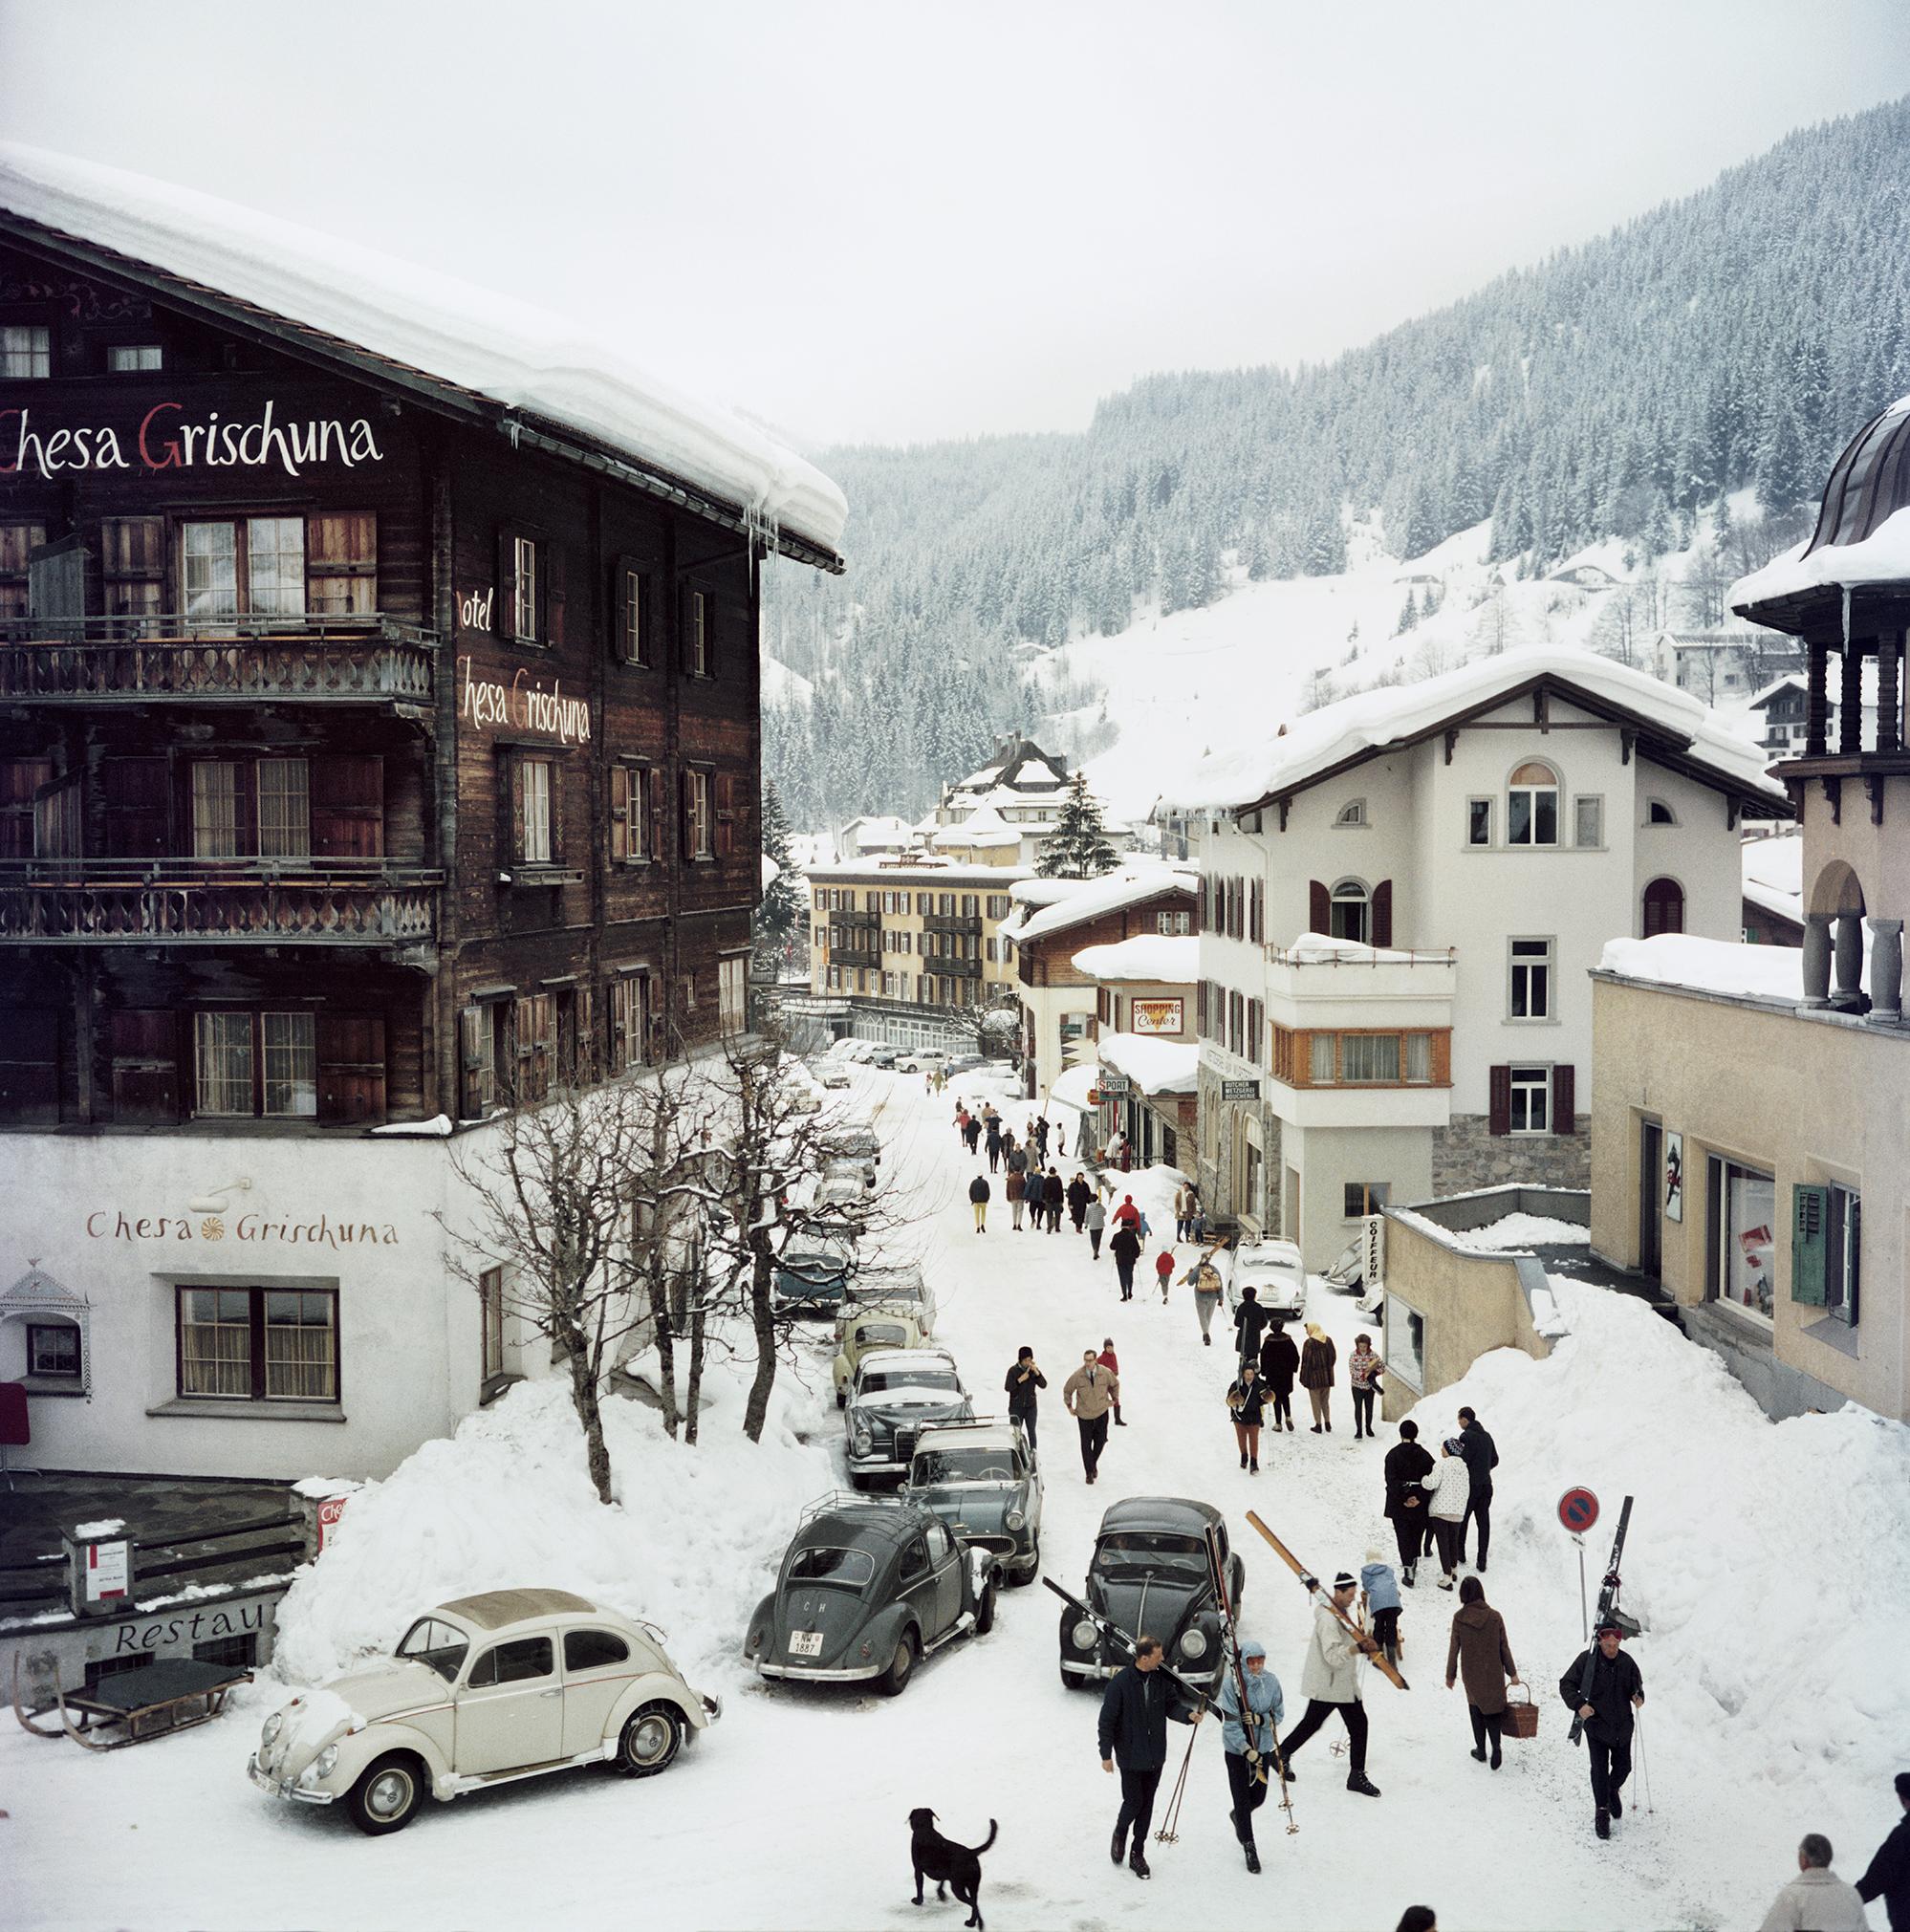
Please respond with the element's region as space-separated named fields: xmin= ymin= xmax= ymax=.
xmin=0 ymin=226 xmax=790 ymax=1134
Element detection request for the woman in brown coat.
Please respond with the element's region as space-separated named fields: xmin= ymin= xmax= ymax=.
xmin=1299 ymin=1324 xmax=1336 ymax=1433
xmin=1444 ymin=1575 xmax=1520 ymax=1769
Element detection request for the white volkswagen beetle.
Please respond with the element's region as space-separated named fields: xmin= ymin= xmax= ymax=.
xmin=248 ymin=1588 xmax=718 ymax=1834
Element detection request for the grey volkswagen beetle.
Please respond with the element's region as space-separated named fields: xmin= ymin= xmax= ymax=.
xmin=905 ymin=1419 xmax=1042 ymax=1585
xmin=745 ymin=1496 xmax=998 ymax=1697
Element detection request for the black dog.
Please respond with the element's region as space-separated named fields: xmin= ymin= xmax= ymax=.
xmin=908 ymin=1808 xmax=998 ymax=1930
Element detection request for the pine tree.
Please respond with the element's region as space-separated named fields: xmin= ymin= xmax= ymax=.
xmin=754 ymin=780 xmax=803 ymax=963
xmin=1035 ymin=772 xmax=1118 ymax=879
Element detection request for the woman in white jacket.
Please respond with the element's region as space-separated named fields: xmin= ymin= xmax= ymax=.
xmin=1422 ymin=1439 xmax=1473 ymax=1590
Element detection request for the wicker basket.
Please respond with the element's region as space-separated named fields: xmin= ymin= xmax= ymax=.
xmin=1500 ymin=1681 xmax=1539 ymax=1740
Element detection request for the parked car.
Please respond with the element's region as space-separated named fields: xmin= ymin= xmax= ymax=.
xmin=788 ymin=1084 xmax=824 ymax=1116
xmin=867 ymin=1047 xmax=900 ymax=1070
xmin=823 ymin=1125 xmax=881 ymax=1169
xmin=1322 ymin=1234 xmax=1385 ymax=1313
xmin=248 ymin=1589 xmax=717 ymax=1834
xmin=1057 ymin=1498 xmax=1240 ymax=1693
xmin=745 ymin=1497 xmax=998 ymax=1696
xmin=906 ymin=1420 xmax=1041 ymax=1584
xmin=844 ymin=1347 xmax=973 ymax=1487
xmin=1222 ymin=1236 xmax=1309 ymax=1320
xmin=834 ymin=1309 xmax=925 ymax=1405
xmin=943 ymin=1053 xmax=986 ymax=1075
xmin=820 ymin=1069 xmax=853 ymax=1090
xmin=814 ymin=1171 xmax=870 ymax=1219
xmin=893 ymin=1048 xmax=949 ymax=1075
xmin=820 ymin=1154 xmax=878 ymax=1195
xmin=836 ymin=1265 xmax=937 ymax=1340
xmin=773 ymin=1232 xmax=858 ymax=1317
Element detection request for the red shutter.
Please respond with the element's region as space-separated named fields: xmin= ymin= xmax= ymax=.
xmin=609 ymin=764 xmax=629 ymax=862
xmin=1372 ymin=879 xmax=1393 ymax=949
xmin=1488 ymin=1064 xmax=1512 ymax=1137
xmin=312 ymin=755 xmax=383 ymax=859
xmin=1552 ymin=1062 xmax=1576 ymax=1136
xmin=317 ymin=1011 xmax=387 ymax=1124
xmin=1310 ymin=879 xmax=1330 ymax=935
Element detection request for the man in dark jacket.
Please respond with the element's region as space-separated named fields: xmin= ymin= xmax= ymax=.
xmin=1259 ymin=1321 xmax=1300 ymax=1432
xmin=1382 ymin=1421 xmax=1435 ymax=1584
xmin=1557 ymin=1623 xmax=1644 ymax=1839
xmin=1232 ymin=1286 xmax=1271 ymax=1366
xmin=1857 ymin=1771 xmax=1910 ymax=1930
xmin=1066 ymin=1173 xmax=1093 ymax=1231
xmin=1457 ymin=1406 xmax=1499 ymax=1571
xmin=967 ymin=1172 xmax=990 ymax=1233
xmin=1023 ymin=1167 xmax=1046 ymax=1235
xmin=1004 ymin=1347 xmax=1046 ymax=1454
xmin=1109 ymin=1221 xmax=1142 ymax=1299
xmin=1098 ymin=1637 xmax=1202 ymax=1880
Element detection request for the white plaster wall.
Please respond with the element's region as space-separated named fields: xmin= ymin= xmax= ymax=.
xmin=1262 ymin=758 xmax=1418 ymax=944
xmin=1282 ymin=1120 xmax=1435 ymax=1270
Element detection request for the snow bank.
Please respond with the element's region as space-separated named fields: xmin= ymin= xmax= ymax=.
xmin=1097 ymin=1031 xmax=1199 ymax=1096
xmin=1599 ymin=933 xmax=1817 ymax=1002
xmin=1453 ymin=1212 xmax=1591 ymax=1251
xmin=0 ymin=144 xmax=846 ymax=560
xmin=271 ymin=1369 xmax=835 ymax=1689
xmin=1070 ymin=934 xmax=1199 ymax=983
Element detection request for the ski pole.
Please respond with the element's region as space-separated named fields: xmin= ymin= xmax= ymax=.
xmin=1155 ymin=1721 xmax=1199 ymax=1844
xmin=1633 ymin=1710 xmax=1653 ymax=1814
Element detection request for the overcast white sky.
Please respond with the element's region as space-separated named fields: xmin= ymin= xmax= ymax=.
xmin=3 ymin=0 xmax=1908 ymax=448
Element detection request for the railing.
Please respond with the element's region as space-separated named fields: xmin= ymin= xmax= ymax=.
xmin=1266 ymin=943 xmax=1456 ymax=967
xmin=922 ymin=912 xmax=983 ymax=935
xmin=0 ymin=614 xmax=438 ymax=705
xmin=0 ymin=866 xmax=441 ymax=944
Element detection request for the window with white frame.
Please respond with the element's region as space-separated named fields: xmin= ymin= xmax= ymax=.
xmin=1157 ymin=909 xmax=1191 ymax=934
xmin=719 ymin=957 xmax=748 ymax=1034
xmin=257 ymin=758 xmax=311 ymax=858
xmin=510 ymin=535 xmax=539 ymax=642
xmin=1339 ymin=1033 xmax=1400 ymax=1082
xmin=1509 ymin=937 xmax=1553 ymax=1019
xmin=247 ymin=517 xmax=307 ymax=616
xmin=688 ymin=770 xmax=714 ymax=858
xmin=1329 ymin=879 xmax=1370 ymax=943
xmin=1827 ymin=1183 xmax=1860 ymax=1325
xmin=1467 ymin=797 xmax=1492 ymax=847
xmin=521 ymin=758 xmax=553 ymax=863
xmin=480 ymin=1267 xmax=506 ymax=1382
xmin=1574 ymin=795 xmax=1603 ymax=848
xmin=2 ymin=324 xmax=51 ymax=379
xmin=1508 ymin=1064 xmax=1551 ymax=1133
xmin=192 ymin=1009 xmax=315 ymax=1118
xmin=192 ymin=761 xmax=241 ymax=857
xmin=687 ymin=590 xmax=712 ymax=675
xmin=1507 ymin=762 xmax=1559 ymax=846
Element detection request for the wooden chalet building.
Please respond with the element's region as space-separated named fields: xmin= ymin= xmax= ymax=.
xmin=0 ymin=149 xmax=844 ymax=1479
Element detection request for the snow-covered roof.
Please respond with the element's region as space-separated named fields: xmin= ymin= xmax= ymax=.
xmin=1744 ymin=879 xmax=1805 ymax=926
xmin=1650 ymin=630 xmax=1765 ymax=652
xmin=1274 ymin=932 xmax=1446 ymax=966
xmin=840 ymin=815 xmax=913 ymax=844
xmin=933 ymin=804 xmax=1021 ymax=850
xmin=1747 ymin=675 xmax=1806 ymax=709
xmin=806 ymin=860 xmax=1031 ymax=885
xmin=0 ymin=143 xmax=846 ymax=567
xmin=1159 ymin=645 xmax=1788 ymax=813
xmin=1741 ymin=834 xmax=1803 ymax=901
xmin=1596 ymin=933 xmax=1857 ymax=1003
xmin=1009 ymin=864 xmax=1198 ymax=947
xmin=1730 ymin=507 xmax=1910 ymax=608
xmin=1098 ymin=1032 xmax=1199 ymax=1096
xmin=1070 ymin=935 xmax=1199 ymax=984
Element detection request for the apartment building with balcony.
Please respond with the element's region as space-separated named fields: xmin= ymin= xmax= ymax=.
xmin=1164 ymin=645 xmax=1788 ymax=1269
xmin=0 ymin=151 xmax=844 ymax=1478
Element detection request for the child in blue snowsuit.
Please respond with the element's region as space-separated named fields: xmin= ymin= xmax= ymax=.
xmin=1216 ymin=1638 xmax=1286 ymax=1873
xmin=1361 ymin=1548 xmax=1402 ymax=1667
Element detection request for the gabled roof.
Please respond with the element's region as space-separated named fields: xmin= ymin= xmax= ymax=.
xmin=954 ymin=735 xmax=1073 ymax=796
xmin=0 ymin=143 xmax=845 ymax=571
xmin=1007 ymin=864 xmax=1198 ymax=946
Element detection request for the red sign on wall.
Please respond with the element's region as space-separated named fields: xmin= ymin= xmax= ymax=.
xmin=316 ymin=1495 xmax=349 ymax=1553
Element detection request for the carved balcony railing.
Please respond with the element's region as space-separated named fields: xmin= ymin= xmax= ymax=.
xmin=0 ymin=614 xmax=438 ymax=706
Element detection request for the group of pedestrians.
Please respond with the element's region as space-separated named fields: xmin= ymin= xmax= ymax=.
xmin=1380 ymin=1409 xmax=1497 ymax=1590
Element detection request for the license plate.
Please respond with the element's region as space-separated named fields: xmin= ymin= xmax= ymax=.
xmin=790 ymin=1630 xmax=824 ymax=1658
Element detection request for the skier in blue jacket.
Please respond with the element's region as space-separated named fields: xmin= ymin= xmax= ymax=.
xmin=1215 ymin=1638 xmax=1286 ymax=1874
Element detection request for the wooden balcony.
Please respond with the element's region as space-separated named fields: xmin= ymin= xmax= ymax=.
xmin=0 ymin=615 xmax=437 ymax=708
xmin=0 ymin=862 xmax=442 ymax=947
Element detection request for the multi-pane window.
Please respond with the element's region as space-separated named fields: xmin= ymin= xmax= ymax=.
xmin=1508 ymin=1065 xmax=1551 ymax=1134
xmin=192 ymin=1010 xmax=315 ymax=1118
xmin=179 ymin=1289 xmax=251 ymax=1397
xmin=510 ymin=535 xmax=539 ymax=642
xmin=460 ymin=1003 xmax=506 ymax=1117
xmin=1827 ymin=1183 xmax=1860 ymax=1325
xmin=247 ymin=517 xmax=307 ymax=616
xmin=28 ymin=1323 xmax=81 ymax=1377
xmin=608 ymin=974 xmax=649 ymax=1071
xmin=720 ymin=957 xmax=748 ymax=1034
xmin=194 ymin=1012 xmax=254 ymax=1114
xmin=619 ymin=567 xmax=648 ymax=665
xmin=1156 ymin=910 xmax=1192 ymax=935
xmin=107 ymin=343 xmax=163 ymax=372
xmin=481 ymin=1267 xmax=506 ymax=1382
xmin=267 ymin=1291 xmax=337 ymax=1399
xmin=1 ymin=324 xmax=51 ymax=379
xmin=1467 ymin=798 xmax=1492 ymax=846
xmin=687 ymin=590 xmax=712 ymax=675
xmin=257 ymin=759 xmax=311 ymax=858
xmin=1509 ymin=938 xmax=1552 ymax=1019
xmin=1344 ymin=1181 xmax=1391 ymax=1218
xmin=514 ymin=993 xmax=553 ymax=1101
xmin=610 ymin=764 xmax=652 ymax=862
xmin=1330 ymin=879 xmax=1369 ymax=943
xmin=178 ymin=1287 xmax=338 ymax=1401
xmin=521 ymin=759 xmax=553 ymax=863
xmin=262 ymin=1011 xmax=317 ymax=1116
xmin=193 ymin=761 xmax=240 ymax=857
xmin=1507 ymin=763 xmax=1559 ymax=846
xmin=1339 ymin=1033 xmax=1400 ymax=1083
xmin=193 ymin=757 xmax=314 ymax=857
xmin=184 ymin=522 xmax=239 ymax=619
xmin=687 ymin=770 xmax=713 ymax=858
xmin=1574 ymin=796 xmax=1603 ymax=848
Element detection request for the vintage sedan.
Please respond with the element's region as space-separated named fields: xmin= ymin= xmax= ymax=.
xmin=1056 ymin=1498 xmax=1242 ymax=1693
xmin=745 ymin=1497 xmax=997 ymax=1696
xmin=772 ymin=1231 xmax=859 ymax=1318
xmin=906 ymin=1420 xmax=1041 ymax=1584
xmin=1222 ymin=1236 xmax=1310 ymax=1320
xmin=248 ymin=1589 xmax=717 ymax=1834
xmin=833 ymin=1310 xmax=925 ymax=1406
xmin=844 ymin=1348 xmax=973 ymax=1487
xmin=836 ymin=1263 xmax=937 ymax=1341
xmin=821 ymin=1126 xmax=882 ymax=1181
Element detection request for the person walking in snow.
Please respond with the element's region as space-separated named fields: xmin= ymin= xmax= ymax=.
xmin=1114 ymin=1192 xmax=1141 ymax=1231
xmin=1067 ymin=1172 xmax=1093 ymax=1232
xmin=986 ymin=1116 xmax=1003 ymax=1173
xmin=1857 ymin=1771 xmax=1910 ymax=1931
xmin=1301 ymin=1324 xmax=1337 ymax=1433
xmin=1348 ymin=1333 xmax=1385 ymax=1440
xmin=1758 ymin=1835 xmax=1873 ymax=1932
xmin=1184 ymin=1251 xmax=1225 ymax=1346
xmin=1034 ymin=1116 xmax=1050 ymax=1161
xmin=1557 ymin=1623 xmax=1644 ymax=1840
xmin=1023 ymin=1166 xmax=1046 ymax=1234
xmin=1421 ymin=1438 xmax=1471 ymax=1588
xmin=1173 ymin=1182 xmax=1196 ymax=1243
xmin=1445 ymin=1575 xmax=1520 ymax=1770
xmin=1153 ymin=1247 xmax=1175 ymax=1301
xmin=964 ymin=1113 xmax=983 ymax=1156
xmin=1216 ymin=1638 xmax=1285 ymax=1875
xmin=1064 ymin=1347 xmax=1119 ymax=1484
xmin=1457 ymin=1406 xmax=1499 ymax=1572
xmin=1276 ymin=1571 xmax=1382 ymax=1798
xmin=967 ymin=1172 xmax=991 ymax=1234
xmin=1233 ymin=1285 xmax=1272 ymax=1367
xmin=1098 ymin=1635 xmax=1203 ymax=1882
xmin=1085 ymin=1193 xmax=1108 ymax=1258
xmin=1004 ymin=1346 xmax=1047 ymax=1455
xmin=1383 ymin=1420 xmax=1435 ymax=1586
xmin=954 ymin=1103 xmax=969 ymax=1143
xmin=1007 ymin=1137 xmax=1029 ymax=1177
xmin=1098 ymin=1337 xmax=1125 ymax=1426
xmin=1045 ymin=1166 xmax=1066 ymax=1232
xmin=1227 ymin=1362 xmax=1267 ymax=1472
xmin=1006 ymin=1162 xmax=1027 ymax=1230
xmin=1361 ymin=1546 xmax=1403 ymax=1668
xmin=1110 ymin=1220 xmax=1142 ymax=1300
xmin=1260 ymin=1319 xmax=1300 ymax=1431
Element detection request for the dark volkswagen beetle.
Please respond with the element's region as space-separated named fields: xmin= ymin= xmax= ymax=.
xmin=1056 ymin=1496 xmax=1242 ymax=1693
xmin=745 ymin=1496 xmax=998 ymax=1697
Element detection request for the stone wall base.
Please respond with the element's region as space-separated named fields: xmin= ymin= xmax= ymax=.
xmin=1431 ymin=1114 xmax=1592 ymax=1196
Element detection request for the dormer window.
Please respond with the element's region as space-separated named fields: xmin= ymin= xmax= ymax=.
xmin=1335 ymin=799 xmax=1367 ymax=828
xmin=1507 ymin=762 xmax=1559 ymax=846
xmin=1646 ymin=798 xmax=1678 ymax=826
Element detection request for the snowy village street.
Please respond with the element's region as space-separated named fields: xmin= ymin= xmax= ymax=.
xmin=7 ymin=1059 xmax=1907 ymax=1932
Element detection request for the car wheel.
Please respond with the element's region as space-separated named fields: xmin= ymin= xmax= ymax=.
xmin=876 ymin=1629 xmax=918 ymax=1698
xmin=617 ymin=1702 xmax=684 ymax=1777
xmin=348 ymin=1753 xmax=424 ymax=1835
xmin=973 ymin=1582 xmax=996 ymax=1637
xmin=1012 ymin=1539 xmax=1040 ymax=1586
xmin=836 ymin=1391 xmax=846 ymax=1409
xmin=1058 ymin=1657 xmax=1080 ymax=1690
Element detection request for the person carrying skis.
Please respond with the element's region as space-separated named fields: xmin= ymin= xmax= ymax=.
xmin=1233 ymin=1285 xmax=1271 ymax=1366
xmin=1260 ymin=1319 xmax=1300 ymax=1431
xmin=1110 ymin=1220 xmax=1142 ymax=1300
xmin=1382 ymin=1420 xmax=1435 ymax=1585
xmin=1276 ymin=1571 xmax=1382 ymax=1797
xmin=1098 ymin=1636 xmax=1203 ymax=1881
xmin=1557 ymin=1622 xmax=1644 ymax=1840
xmin=1085 ymin=1193 xmax=1108 ymax=1258
xmin=1227 ymin=1362 xmax=1267 ymax=1472
xmin=1216 ymin=1639 xmax=1284 ymax=1875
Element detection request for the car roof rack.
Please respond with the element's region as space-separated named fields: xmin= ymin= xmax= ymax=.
xmin=797 ymin=1488 xmax=908 ymax=1527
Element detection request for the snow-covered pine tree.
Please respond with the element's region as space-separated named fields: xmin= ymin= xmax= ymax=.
xmin=754 ymin=780 xmax=803 ymax=964
xmin=1035 ymin=771 xmax=1118 ymax=879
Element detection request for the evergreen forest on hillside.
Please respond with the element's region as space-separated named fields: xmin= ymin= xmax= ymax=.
xmin=764 ymin=98 xmax=1910 ymax=829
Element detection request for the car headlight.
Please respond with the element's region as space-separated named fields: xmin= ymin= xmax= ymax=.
xmin=311 ymin=1744 xmax=339 ymax=1779
xmin=261 ymin=1712 xmax=284 ymax=1746
xmin=1180 ymin=1628 xmax=1209 ymax=1660
xmin=1004 ymin=1509 xmax=1026 ymax=1531
xmin=853 ymin=1429 xmax=873 ymax=1455
xmin=1072 ymin=1619 xmax=1098 ymax=1650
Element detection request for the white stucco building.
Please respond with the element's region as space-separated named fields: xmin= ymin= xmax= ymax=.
xmin=1162 ymin=647 xmax=1791 ymax=1268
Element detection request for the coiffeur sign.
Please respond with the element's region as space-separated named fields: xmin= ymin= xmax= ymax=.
xmin=458 ymin=655 xmax=592 ymax=746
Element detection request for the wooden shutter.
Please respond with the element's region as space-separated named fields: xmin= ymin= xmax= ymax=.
xmin=311 ymin=755 xmax=383 ymax=858
xmin=714 ymin=771 xmax=736 ymax=857
xmin=679 ymin=769 xmax=693 ymax=857
xmin=0 ymin=758 xmax=51 ymax=859
xmin=108 ymin=1009 xmax=179 ymax=1123
xmin=0 ymin=1007 xmax=58 ymax=1122
xmin=1372 ymin=879 xmax=1394 ymax=948
xmin=1487 ymin=1064 xmax=1511 ymax=1137
xmin=647 ymin=768 xmax=664 ymax=863
xmin=1791 ymin=1183 xmax=1829 ymax=1306
xmin=510 ymin=756 xmax=526 ymax=861
xmin=1197 ymin=980 xmax=1207 ymax=1037
xmin=460 ymin=1006 xmax=495 ymax=1118
xmin=1642 ymin=878 xmax=1684 ymax=938
xmin=609 ymin=764 xmax=630 ymax=862
xmin=1310 ymin=879 xmax=1330 ymax=934
xmin=101 ymin=758 xmax=169 ymax=857
xmin=306 ymin=511 xmax=378 ymax=616
xmin=1552 ymin=1061 xmax=1575 ymax=1135
xmin=101 ymin=515 xmax=164 ymax=618
xmin=317 ymin=1011 xmax=386 ymax=1124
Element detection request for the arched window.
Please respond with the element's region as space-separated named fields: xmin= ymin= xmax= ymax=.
xmin=1646 ymin=798 xmax=1678 ymax=826
xmin=1335 ymin=799 xmax=1367 ymax=828
xmin=1642 ymin=878 xmax=1684 ymax=937
xmin=1508 ymin=762 xmax=1559 ymax=846
xmin=1329 ymin=879 xmax=1370 ymax=944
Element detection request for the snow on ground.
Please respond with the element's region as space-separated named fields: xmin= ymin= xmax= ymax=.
xmin=1437 ymin=1212 xmax=1593 ymax=1252
xmin=8 ymin=1067 xmax=1907 ymax=1931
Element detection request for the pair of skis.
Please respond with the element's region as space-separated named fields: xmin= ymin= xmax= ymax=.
xmin=1245 ymin=1511 xmax=1410 ymax=1692
xmin=1568 ymin=1494 xmax=1635 ymax=1747
xmin=1204 ymin=1519 xmax=1298 ymax=1838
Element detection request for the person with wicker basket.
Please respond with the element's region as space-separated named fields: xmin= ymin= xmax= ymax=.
xmin=1444 ymin=1576 xmax=1520 ymax=1769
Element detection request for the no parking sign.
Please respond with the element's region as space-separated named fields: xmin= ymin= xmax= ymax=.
xmin=1557 ymin=1487 xmax=1599 ymax=1534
